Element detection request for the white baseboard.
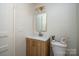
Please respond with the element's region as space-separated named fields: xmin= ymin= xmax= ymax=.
xmin=66 ymin=49 xmax=76 ymax=56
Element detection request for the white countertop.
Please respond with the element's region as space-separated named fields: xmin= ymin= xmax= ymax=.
xmin=26 ymin=34 xmax=50 ymax=41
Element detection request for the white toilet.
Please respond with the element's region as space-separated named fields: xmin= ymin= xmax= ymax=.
xmin=51 ymin=40 xmax=67 ymax=56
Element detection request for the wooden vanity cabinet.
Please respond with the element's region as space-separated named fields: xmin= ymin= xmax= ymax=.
xmin=26 ymin=38 xmax=50 ymax=56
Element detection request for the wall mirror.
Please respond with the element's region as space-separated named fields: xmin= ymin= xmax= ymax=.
xmin=36 ymin=13 xmax=47 ymax=32
xmin=34 ymin=5 xmax=47 ymax=36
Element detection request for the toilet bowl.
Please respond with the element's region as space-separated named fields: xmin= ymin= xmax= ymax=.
xmin=51 ymin=40 xmax=67 ymax=56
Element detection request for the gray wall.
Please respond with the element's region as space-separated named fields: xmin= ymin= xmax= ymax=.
xmin=77 ymin=4 xmax=79 ymax=56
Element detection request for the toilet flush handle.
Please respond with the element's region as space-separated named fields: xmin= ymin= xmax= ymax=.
xmin=52 ymin=35 xmax=55 ymax=40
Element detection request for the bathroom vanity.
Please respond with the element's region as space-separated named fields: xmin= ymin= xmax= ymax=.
xmin=26 ymin=34 xmax=50 ymax=56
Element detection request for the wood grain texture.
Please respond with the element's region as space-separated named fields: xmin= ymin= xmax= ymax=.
xmin=26 ymin=38 xmax=50 ymax=56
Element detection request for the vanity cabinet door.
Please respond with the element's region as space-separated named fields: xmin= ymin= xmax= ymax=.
xmin=26 ymin=38 xmax=50 ymax=56
xmin=26 ymin=38 xmax=32 ymax=56
xmin=26 ymin=38 xmax=37 ymax=56
xmin=37 ymin=41 xmax=50 ymax=56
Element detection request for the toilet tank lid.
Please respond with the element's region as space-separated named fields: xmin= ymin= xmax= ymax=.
xmin=51 ymin=40 xmax=67 ymax=47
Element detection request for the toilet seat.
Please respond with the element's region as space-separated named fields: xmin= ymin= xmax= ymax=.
xmin=51 ymin=40 xmax=67 ymax=47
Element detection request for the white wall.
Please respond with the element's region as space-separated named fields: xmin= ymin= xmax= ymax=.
xmin=0 ymin=3 xmax=15 ymax=56
xmin=15 ymin=3 xmax=34 ymax=56
xmin=34 ymin=3 xmax=77 ymax=51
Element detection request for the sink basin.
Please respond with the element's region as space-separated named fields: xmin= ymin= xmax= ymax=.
xmin=26 ymin=34 xmax=50 ymax=41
